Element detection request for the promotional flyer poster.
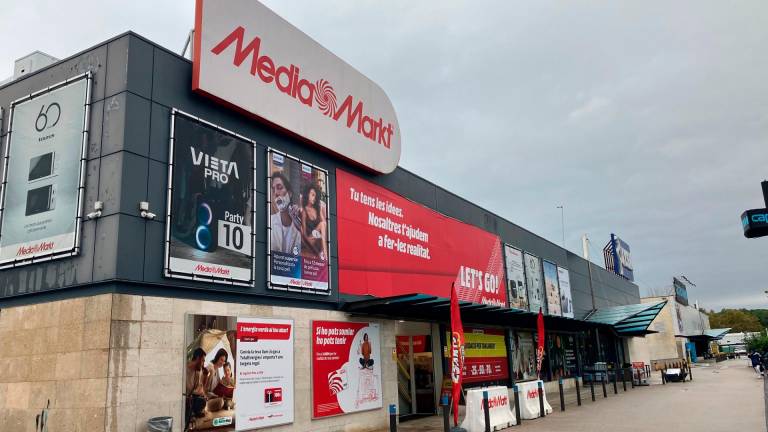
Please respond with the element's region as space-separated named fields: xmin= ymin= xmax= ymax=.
xmin=184 ymin=315 xmax=238 ymax=431
xmin=166 ymin=113 xmax=254 ymax=283
xmin=524 ymin=253 xmax=545 ymax=314
xmin=268 ymin=150 xmax=330 ymax=294
xmin=235 ymin=317 xmax=294 ymax=430
xmin=444 ymin=328 xmax=508 ymax=383
xmin=0 ymin=75 xmax=89 ymax=265
xmin=510 ymin=331 xmax=536 ymax=381
xmin=504 ymin=245 xmax=528 ymax=310
xmin=312 ymin=321 xmax=382 ymax=418
xmin=543 ymin=260 xmax=561 ymax=316
xmin=557 ymin=267 xmax=574 ymax=318
xmin=336 ymin=169 xmax=506 ymax=306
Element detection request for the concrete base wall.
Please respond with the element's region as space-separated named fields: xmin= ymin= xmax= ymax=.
xmin=0 ymin=294 xmax=396 ymax=432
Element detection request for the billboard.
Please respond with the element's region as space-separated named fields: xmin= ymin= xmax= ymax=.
xmin=557 ymin=267 xmax=574 ymax=318
xmin=312 ymin=321 xmax=382 ymax=418
xmin=336 ymin=169 xmax=506 ymax=306
xmin=504 ymin=245 xmax=528 ymax=310
xmin=673 ymin=277 xmax=689 ymax=306
xmin=524 ymin=253 xmax=545 ymax=313
xmin=0 ymin=73 xmax=91 ymax=266
xmin=602 ymin=233 xmax=634 ymax=281
xmin=165 ymin=110 xmax=255 ymax=284
xmin=193 ymin=0 xmax=401 ymax=174
xmin=444 ymin=327 xmax=508 ymax=383
xmin=267 ymin=150 xmax=330 ymax=294
xmin=543 ymin=260 xmax=561 ymax=316
xmin=184 ymin=315 xmax=294 ymax=431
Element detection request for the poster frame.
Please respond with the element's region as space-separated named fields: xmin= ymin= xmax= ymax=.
xmin=556 ymin=266 xmax=574 ymax=318
xmin=522 ymin=251 xmax=546 ymax=314
xmin=0 ymin=72 xmax=92 ymax=268
xmin=502 ymin=243 xmax=528 ymax=311
xmin=310 ymin=319 xmax=382 ymax=419
xmin=182 ymin=313 xmax=296 ymax=431
xmin=542 ymin=259 xmax=561 ymax=316
xmin=164 ymin=109 xmax=257 ymax=286
xmin=266 ymin=147 xmax=332 ymax=296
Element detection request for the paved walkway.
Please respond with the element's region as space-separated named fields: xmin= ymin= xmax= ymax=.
xmin=387 ymin=359 xmax=764 ymax=432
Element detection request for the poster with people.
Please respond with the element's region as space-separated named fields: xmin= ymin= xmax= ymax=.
xmin=557 ymin=267 xmax=574 ymax=318
xmin=166 ymin=111 xmax=255 ymax=284
xmin=311 ymin=321 xmax=382 ymax=418
xmin=511 ymin=331 xmax=536 ymax=381
xmin=268 ymin=150 xmax=330 ymax=294
xmin=504 ymin=245 xmax=528 ymax=310
xmin=543 ymin=260 xmax=561 ymax=316
xmin=524 ymin=253 xmax=545 ymax=314
xmin=0 ymin=74 xmax=91 ymax=266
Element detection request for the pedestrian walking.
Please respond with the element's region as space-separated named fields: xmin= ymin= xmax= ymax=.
xmin=749 ymin=351 xmax=763 ymax=377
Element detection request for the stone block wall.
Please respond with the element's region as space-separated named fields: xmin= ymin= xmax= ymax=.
xmin=0 ymin=294 xmax=396 ymax=432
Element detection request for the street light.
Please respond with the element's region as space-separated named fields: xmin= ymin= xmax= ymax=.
xmin=557 ymin=205 xmax=565 ymax=249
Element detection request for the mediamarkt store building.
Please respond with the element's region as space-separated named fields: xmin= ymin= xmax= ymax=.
xmin=0 ymin=2 xmax=658 ymax=431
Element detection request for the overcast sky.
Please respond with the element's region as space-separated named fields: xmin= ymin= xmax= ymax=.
xmin=2 ymin=1 xmax=766 ymax=309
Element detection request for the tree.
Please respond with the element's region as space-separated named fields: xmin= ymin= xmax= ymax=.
xmin=708 ymin=309 xmax=763 ymax=332
xmin=749 ymin=309 xmax=768 ymax=329
xmin=746 ymin=331 xmax=768 ymax=353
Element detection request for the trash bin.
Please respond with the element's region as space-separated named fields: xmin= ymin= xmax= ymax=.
xmin=147 ymin=416 xmax=173 ymax=432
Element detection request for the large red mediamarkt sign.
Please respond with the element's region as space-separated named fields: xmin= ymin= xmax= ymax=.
xmin=336 ymin=170 xmax=506 ymax=306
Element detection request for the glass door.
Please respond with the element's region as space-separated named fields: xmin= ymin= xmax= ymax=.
xmin=396 ymin=335 xmax=436 ymax=418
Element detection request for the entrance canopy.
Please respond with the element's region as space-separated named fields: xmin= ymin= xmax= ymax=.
xmin=677 ymin=327 xmax=731 ymax=341
xmin=584 ymin=300 xmax=667 ymax=336
xmin=342 ymin=294 xmax=613 ymax=333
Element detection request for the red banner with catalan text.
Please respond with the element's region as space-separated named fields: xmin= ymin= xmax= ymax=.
xmin=336 ymin=169 xmax=506 ymax=306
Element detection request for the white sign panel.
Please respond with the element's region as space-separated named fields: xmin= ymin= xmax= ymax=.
xmin=236 ymin=317 xmax=294 ymax=430
xmin=557 ymin=267 xmax=574 ymax=318
xmin=504 ymin=245 xmax=528 ymax=310
xmin=524 ymin=253 xmax=545 ymax=314
xmin=0 ymin=74 xmax=90 ymax=266
xmin=193 ymin=0 xmax=401 ymax=174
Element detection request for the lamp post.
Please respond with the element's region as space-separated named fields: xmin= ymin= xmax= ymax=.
xmin=557 ymin=205 xmax=565 ymax=249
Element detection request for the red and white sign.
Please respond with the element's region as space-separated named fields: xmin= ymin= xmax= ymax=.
xmin=311 ymin=321 xmax=382 ymax=418
xmin=193 ymin=0 xmax=401 ymax=174
xmin=336 ymin=170 xmax=507 ymax=306
xmin=461 ymin=386 xmax=516 ymax=432
xmin=235 ymin=318 xmax=294 ymax=430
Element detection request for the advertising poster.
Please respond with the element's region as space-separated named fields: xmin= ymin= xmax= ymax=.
xmin=511 ymin=331 xmax=536 ymax=381
xmin=557 ymin=267 xmax=574 ymax=318
xmin=235 ymin=317 xmax=294 ymax=430
xmin=504 ymin=245 xmax=528 ymax=310
xmin=312 ymin=321 xmax=382 ymax=418
xmin=336 ymin=169 xmax=506 ymax=306
xmin=166 ymin=111 xmax=255 ymax=284
xmin=184 ymin=314 xmax=238 ymax=431
xmin=0 ymin=74 xmax=90 ymax=266
xmin=543 ymin=260 xmax=561 ymax=316
xmin=268 ymin=150 xmax=330 ymax=294
xmin=524 ymin=253 xmax=545 ymax=314
xmin=444 ymin=327 xmax=508 ymax=383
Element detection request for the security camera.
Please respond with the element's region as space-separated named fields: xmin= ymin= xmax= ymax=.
xmin=86 ymin=201 xmax=103 ymax=220
xmin=139 ymin=201 xmax=157 ymax=220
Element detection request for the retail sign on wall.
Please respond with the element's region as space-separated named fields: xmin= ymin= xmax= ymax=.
xmin=543 ymin=260 xmax=561 ymax=316
xmin=165 ymin=110 xmax=255 ymax=285
xmin=524 ymin=253 xmax=545 ymax=314
xmin=235 ymin=317 xmax=294 ymax=430
xmin=267 ymin=150 xmax=330 ymax=294
xmin=0 ymin=74 xmax=91 ymax=267
xmin=444 ymin=328 xmax=509 ymax=383
xmin=557 ymin=267 xmax=574 ymax=318
xmin=336 ymin=170 xmax=507 ymax=306
xmin=504 ymin=245 xmax=528 ymax=310
xmin=673 ymin=277 xmax=689 ymax=306
xmin=312 ymin=321 xmax=382 ymax=418
xmin=603 ymin=233 xmax=634 ymax=281
xmin=193 ymin=0 xmax=401 ymax=174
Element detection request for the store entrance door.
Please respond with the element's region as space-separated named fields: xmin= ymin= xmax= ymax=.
xmin=396 ymin=334 xmax=436 ymax=419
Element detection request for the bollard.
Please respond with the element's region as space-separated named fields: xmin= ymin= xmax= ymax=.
xmin=389 ymin=404 xmax=397 ymax=432
xmin=601 ymin=376 xmax=607 ymax=398
xmin=575 ymin=377 xmax=582 ymax=406
xmin=661 ymin=369 xmax=666 ymax=385
xmin=630 ymin=369 xmax=635 ymax=388
xmin=513 ymin=385 xmax=522 ymax=426
xmin=559 ymin=378 xmax=565 ymax=411
xmin=441 ymin=396 xmax=450 ymax=432
xmin=483 ymin=390 xmax=491 ymax=432
xmin=688 ymin=364 xmax=693 ymax=381
xmin=590 ymin=377 xmax=595 ymax=401
xmin=622 ymin=368 xmax=627 ymax=392
xmin=612 ymin=371 xmax=618 ymax=394
xmin=538 ymin=381 xmax=545 ymax=418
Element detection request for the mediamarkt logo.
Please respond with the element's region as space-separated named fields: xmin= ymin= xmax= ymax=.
xmin=17 ymin=241 xmax=55 ymax=257
xmin=211 ymin=26 xmax=395 ymax=149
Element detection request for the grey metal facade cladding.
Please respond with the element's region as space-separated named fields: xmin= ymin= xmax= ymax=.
xmin=0 ymin=33 xmax=640 ymax=318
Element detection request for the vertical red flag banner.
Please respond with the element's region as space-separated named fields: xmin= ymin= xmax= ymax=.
xmin=536 ymin=308 xmax=545 ymax=379
xmin=450 ymin=283 xmax=465 ymax=426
